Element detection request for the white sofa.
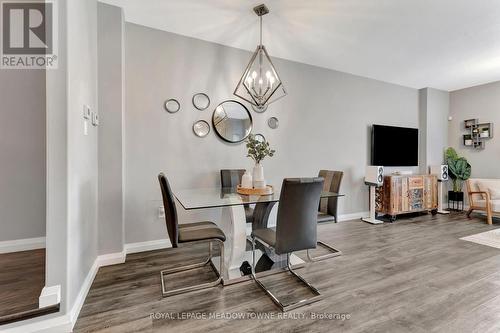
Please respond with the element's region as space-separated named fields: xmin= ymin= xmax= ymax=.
xmin=466 ymin=178 xmax=500 ymax=224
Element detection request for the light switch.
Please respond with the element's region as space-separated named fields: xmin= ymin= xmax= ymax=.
xmin=92 ymin=112 xmax=99 ymax=126
xmin=83 ymin=105 xmax=91 ymax=119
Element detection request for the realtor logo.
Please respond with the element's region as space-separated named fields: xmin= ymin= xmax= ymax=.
xmin=1 ymin=0 xmax=57 ymax=68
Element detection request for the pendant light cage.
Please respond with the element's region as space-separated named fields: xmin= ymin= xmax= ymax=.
xmin=233 ymin=4 xmax=287 ymax=109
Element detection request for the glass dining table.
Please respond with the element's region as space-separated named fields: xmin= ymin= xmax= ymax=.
xmin=174 ymin=186 xmax=344 ymax=284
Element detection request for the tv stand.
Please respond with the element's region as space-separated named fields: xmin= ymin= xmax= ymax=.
xmin=376 ymin=174 xmax=438 ymax=220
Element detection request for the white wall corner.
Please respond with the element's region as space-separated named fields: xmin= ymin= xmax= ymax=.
xmin=39 ymin=285 xmax=61 ymax=308
xmin=125 ymin=239 xmax=172 ymax=254
xmin=0 ymin=237 xmax=45 ymax=254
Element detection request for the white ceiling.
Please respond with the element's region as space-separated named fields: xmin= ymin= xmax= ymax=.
xmin=101 ymin=0 xmax=500 ymax=91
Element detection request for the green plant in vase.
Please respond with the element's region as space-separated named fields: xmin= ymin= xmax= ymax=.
xmin=445 ymin=147 xmax=471 ymax=205
xmin=246 ymin=135 xmax=275 ymax=189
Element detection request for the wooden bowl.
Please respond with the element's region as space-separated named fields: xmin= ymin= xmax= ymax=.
xmin=236 ymin=185 xmax=273 ymax=195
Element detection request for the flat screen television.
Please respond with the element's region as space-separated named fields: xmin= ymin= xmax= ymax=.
xmin=371 ymin=125 xmax=418 ymax=167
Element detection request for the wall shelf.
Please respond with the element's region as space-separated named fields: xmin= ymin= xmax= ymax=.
xmin=462 ymin=118 xmax=493 ymax=150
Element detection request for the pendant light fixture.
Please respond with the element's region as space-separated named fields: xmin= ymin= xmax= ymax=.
xmin=233 ymin=4 xmax=287 ymax=113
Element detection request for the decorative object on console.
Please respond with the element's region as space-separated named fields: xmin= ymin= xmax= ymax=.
xmin=212 ymin=100 xmax=252 ymax=143
xmin=463 ymin=118 xmax=493 ymax=149
xmin=233 ymin=4 xmax=287 ymax=113
xmin=192 ymin=120 xmax=210 ymax=138
xmin=268 ymin=116 xmax=279 ymax=129
xmin=362 ymin=166 xmax=384 ymax=225
xmin=430 ymin=165 xmax=449 ymax=214
xmin=246 ymin=134 xmax=275 ymax=189
xmin=445 ymin=147 xmax=471 ymax=211
xmin=192 ymin=93 xmax=210 ymax=111
xmin=164 ymin=98 xmax=180 ymax=113
xmin=376 ymin=174 xmax=438 ymax=221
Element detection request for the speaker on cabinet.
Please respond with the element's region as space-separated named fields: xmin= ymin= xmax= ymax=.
xmin=365 ymin=166 xmax=384 ymax=186
xmin=430 ymin=165 xmax=448 ymax=181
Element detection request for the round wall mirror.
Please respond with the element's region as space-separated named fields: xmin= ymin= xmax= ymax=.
xmin=212 ymin=100 xmax=252 ymax=143
xmin=268 ymin=117 xmax=279 ymax=129
xmin=193 ymin=120 xmax=210 ymax=138
xmin=164 ymin=99 xmax=180 ymax=113
xmin=192 ymin=93 xmax=210 ymax=111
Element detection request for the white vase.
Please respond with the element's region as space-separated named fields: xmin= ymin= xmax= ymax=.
xmin=253 ymin=163 xmax=266 ymax=189
xmin=241 ymin=170 xmax=253 ymax=188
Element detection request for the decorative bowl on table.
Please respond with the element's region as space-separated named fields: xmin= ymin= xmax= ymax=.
xmin=236 ymin=185 xmax=273 ymax=195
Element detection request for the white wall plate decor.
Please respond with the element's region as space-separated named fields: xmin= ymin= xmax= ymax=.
xmin=192 ymin=93 xmax=210 ymax=111
xmin=268 ymin=117 xmax=279 ymax=129
xmin=164 ymin=99 xmax=180 ymax=113
xmin=193 ymin=120 xmax=210 ymax=137
xmin=254 ymin=133 xmax=266 ymax=142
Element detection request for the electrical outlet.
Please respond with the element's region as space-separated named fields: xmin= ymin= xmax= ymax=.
xmin=158 ymin=206 xmax=165 ymax=219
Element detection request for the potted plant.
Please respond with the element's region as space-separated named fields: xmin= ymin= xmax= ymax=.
xmin=445 ymin=147 xmax=471 ymax=204
xmin=246 ymin=134 xmax=275 ymax=189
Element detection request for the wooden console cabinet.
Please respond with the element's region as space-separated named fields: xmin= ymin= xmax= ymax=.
xmin=376 ymin=175 xmax=438 ymax=221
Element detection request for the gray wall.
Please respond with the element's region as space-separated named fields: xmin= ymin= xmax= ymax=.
xmin=0 ymin=69 xmax=46 ymax=242
xmin=449 ymin=81 xmax=500 ymax=179
xmin=97 ymin=2 xmax=125 ymax=255
xmin=419 ymin=88 xmax=450 ymax=173
xmin=66 ymin=0 xmax=99 ymax=312
xmin=124 ymin=23 xmax=419 ymax=244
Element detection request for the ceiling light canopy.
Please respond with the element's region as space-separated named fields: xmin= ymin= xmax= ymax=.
xmin=233 ymin=4 xmax=287 ymax=113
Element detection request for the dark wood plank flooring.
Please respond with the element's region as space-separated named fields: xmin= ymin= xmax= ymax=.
xmin=0 ymin=249 xmax=45 ymax=319
xmin=74 ymin=213 xmax=500 ymax=333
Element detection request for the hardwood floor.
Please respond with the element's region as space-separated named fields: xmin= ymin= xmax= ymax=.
xmin=0 ymin=249 xmax=45 ymax=319
xmin=74 ymin=213 xmax=500 ymax=333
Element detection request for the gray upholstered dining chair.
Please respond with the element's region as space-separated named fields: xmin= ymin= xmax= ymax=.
xmin=220 ymin=169 xmax=254 ymax=223
xmin=317 ymin=170 xmax=343 ymax=223
xmin=307 ymin=170 xmax=344 ymax=262
xmin=158 ymin=173 xmax=226 ymax=297
xmin=250 ymin=177 xmax=324 ymax=312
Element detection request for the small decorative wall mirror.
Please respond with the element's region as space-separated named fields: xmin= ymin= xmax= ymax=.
xmin=268 ymin=117 xmax=279 ymax=129
xmin=192 ymin=93 xmax=210 ymax=111
xmin=193 ymin=120 xmax=210 ymax=138
xmin=254 ymin=134 xmax=266 ymax=143
xmin=212 ymin=100 xmax=253 ymax=143
xmin=164 ymin=99 xmax=180 ymax=113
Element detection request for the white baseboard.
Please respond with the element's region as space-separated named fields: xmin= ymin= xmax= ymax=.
xmin=39 ymin=285 xmax=61 ymax=308
xmin=68 ymin=260 xmax=99 ymax=327
xmin=96 ymin=250 xmax=126 ymax=266
xmin=0 ymin=237 xmax=45 ymax=254
xmin=1 ymin=314 xmax=72 ymax=333
xmin=338 ymin=211 xmax=370 ymax=222
xmin=124 ymin=238 xmax=171 ymax=254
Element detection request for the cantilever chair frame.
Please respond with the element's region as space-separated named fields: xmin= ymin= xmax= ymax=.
xmin=160 ymin=238 xmax=224 ymax=297
xmin=251 ymin=236 xmax=322 ymax=312
xmin=306 ymin=241 xmax=342 ymax=262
